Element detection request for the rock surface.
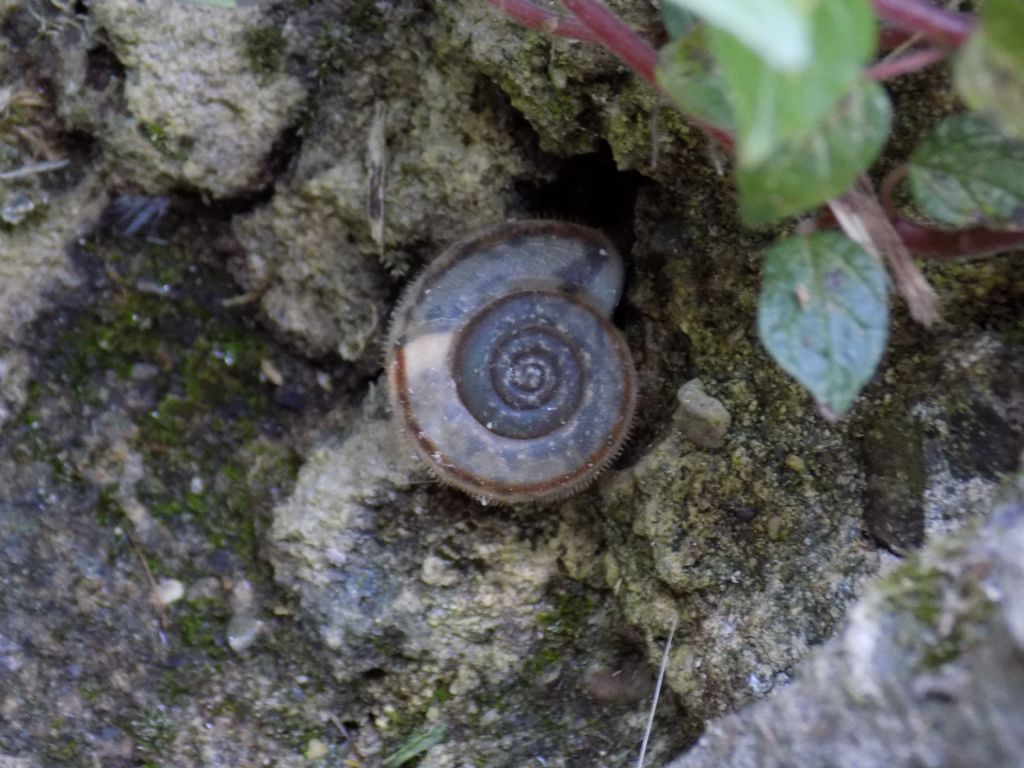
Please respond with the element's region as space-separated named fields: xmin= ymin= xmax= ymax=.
xmin=268 ymin=393 xmax=685 ymax=763
xmin=666 ymin=470 xmax=1024 ymax=768
xmin=229 ymin=1 xmax=547 ymax=361
xmin=0 ymin=0 xmax=1021 ymax=765
xmin=72 ymin=0 xmax=306 ymax=197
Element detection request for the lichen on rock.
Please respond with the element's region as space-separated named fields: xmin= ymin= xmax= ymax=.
xmin=228 ymin=3 xmax=549 ymax=362
xmin=66 ymin=0 xmax=306 ymax=198
xmin=664 ymin=470 xmax=1024 ymax=768
xmin=0 ymin=0 xmax=1021 ymax=764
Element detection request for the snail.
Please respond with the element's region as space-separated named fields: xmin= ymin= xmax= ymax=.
xmin=386 ymin=220 xmax=637 ymax=504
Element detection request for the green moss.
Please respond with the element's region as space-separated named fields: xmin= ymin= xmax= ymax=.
xmin=2 ymin=218 xmax=346 ymax=764
xmin=243 ymin=25 xmax=286 ymax=76
xmin=349 ymin=0 xmax=385 ymax=33
xmin=79 ymin=680 xmax=104 ymax=704
xmin=537 ymin=590 xmax=594 ymax=638
xmin=255 ymin=702 xmax=326 ymax=751
xmin=156 ymin=667 xmax=195 ymax=704
xmin=47 ymin=238 xmax=305 ymax=571
xmin=520 ymin=588 xmax=596 ymax=678
xmin=177 ymin=598 xmax=231 ymax=657
xmin=523 ymin=645 xmax=562 ymax=676
xmin=131 ymin=708 xmax=177 ymax=760
xmin=881 ymin=550 xmax=994 ymax=670
xmin=139 ymin=122 xmax=193 ymax=160
xmin=43 ymin=734 xmax=87 ymax=764
xmin=432 ymin=684 xmax=452 ymax=705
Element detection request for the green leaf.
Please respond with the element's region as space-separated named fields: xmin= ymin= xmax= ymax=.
xmin=954 ymin=0 xmax=1024 ymax=139
xmin=659 ymin=0 xmax=697 ymax=39
xmin=908 ymin=113 xmax=1024 ymax=229
xmin=981 ymin=0 xmax=1024 ymax=72
xmin=383 ymin=724 xmax=447 ymax=767
xmin=711 ymin=0 xmax=875 ymax=166
xmin=656 ymin=27 xmax=734 ymax=133
xmin=661 ymin=0 xmax=811 ymax=71
xmin=737 ymin=79 xmax=891 ymax=226
xmin=758 ymin=231 xmax=888 ymax=416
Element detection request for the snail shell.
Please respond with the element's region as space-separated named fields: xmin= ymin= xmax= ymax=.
xmin=386 ymin=220 xmax=636 ymax=504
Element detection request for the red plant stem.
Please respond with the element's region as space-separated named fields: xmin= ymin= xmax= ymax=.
xmin=559 ymin=0 xmax=658 ymax=84
xmin=878 ymin=25 xmax=917 ymax=52
xmin=865 ymin=47 xmax=947 ymax=80
xmin=486 ymin=0 xmax=600 ymax=42
xmin=488 ymin=0 xmax=1015 ymax=263
xmin=893 ymin=219 xmax=1024 ymax=259
xmin=871 ymin=0 xmax=976 ymax=49
xmin=874 ymin=164 xmax=1024 ymax=260
xmin=820 ymin=205 xmax=1024 ymax=261
xmin=558 ymin=0 xmax=734 ymax=148
xmin=694 ymin=120 xmax=734 ymax=151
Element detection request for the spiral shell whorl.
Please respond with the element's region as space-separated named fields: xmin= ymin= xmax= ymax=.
xmin=387 ymin=220 xmax=636 ymax=504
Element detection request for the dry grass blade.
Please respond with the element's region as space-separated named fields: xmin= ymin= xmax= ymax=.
xmin=637 ymin=617 xmax=677 ymax=768
xmin=829 ymin=175 xmax=939 ymax=326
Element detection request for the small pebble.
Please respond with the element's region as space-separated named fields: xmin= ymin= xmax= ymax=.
xmin=229 ymin=579 xmax=255 ymax=613
xmin=260 ymin=358 xmax=284 ymax=386
xmin=1 ymin=192 xmax=36 ymax=225
xmin=304 ymin=737 xmax=328 ymax=760
xmin=677 ymin=378 xmax=732 ymax=449
xmin=227 ymin=579 xmax=263 ymax=654
xmin=785 ymin=454 xmax=807 ymax=473
xmin=420 ymin=555 xmax=459 ymax=587
xmin=155 ymin=578 xmax=185 ymax=606
xmin=227 ymin=613 xmax=263 ymax=654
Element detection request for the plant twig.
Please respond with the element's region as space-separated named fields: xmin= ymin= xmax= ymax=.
xmin=560 ymin=0 xmax=657 ymax=84
xmin=125 ymin=528 xmax=171 ymax=634
xmin=486 ymin=0 xmax=600 ymax=41
xmin=830 ymin=175 xmax=939 ymax=326
xmin=367 ymin=100 xmax=387 ymax=253
xmin=637 ymin=617 xmax=677 ymax=768
xmin=865 ymin=46 xmax=947 ymax=80
xmin=871 ymin=0 xmax=975 ymax=49
xmin=0 ymin=158 xmax=68 ymax=180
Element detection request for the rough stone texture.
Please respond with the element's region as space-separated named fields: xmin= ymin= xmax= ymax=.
xmin=576 ymin=191 xmax=1023 ymax=723
xmin=268 ymin=392 xmax=685 ymax=764
xmin=231 ymin=182 xmax=390 ymax=361
xmin=676 ymin=378 xmax=732 ymax=449
xmin=0 ymin=0 xmax=1021 ymax=765
xmin=241 ymin=0 xmax=1021 ymax=758
xmin=0 ymin=155 xmax=107 ymax=430
xmin=0 ymin=221 xmax=361 ymax=767
xmin=230 ymin=1 xmax=548 ymax=361
xmin=0 ymin=172 xmax=106 ymax=344
xmin=437 ymin=0 xmax=687 ymax=172
xmin=63 ymin=0 xmax=306 ymax=198
xmin=666 ymin=471 xmax=1024 ymax=768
